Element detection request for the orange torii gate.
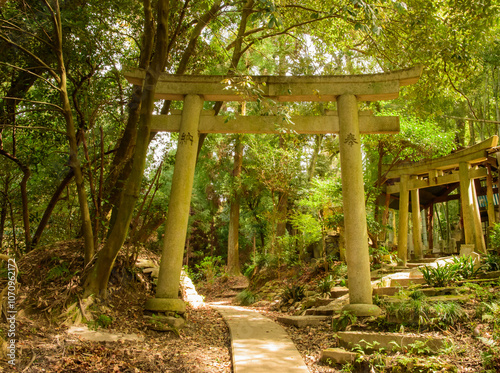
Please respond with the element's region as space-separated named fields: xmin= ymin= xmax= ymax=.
xmin=125 ymin=66 xmax=422 ymax=316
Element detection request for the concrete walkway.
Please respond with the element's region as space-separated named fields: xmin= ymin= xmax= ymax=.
xmin=211 ymin=303 xmax=310 ymax=373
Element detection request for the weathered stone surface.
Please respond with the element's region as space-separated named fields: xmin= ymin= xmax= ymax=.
xmin=313 ymin=298 xmax=334 ymax=307
xmin=136 ymin=259 xmax=157 ymax=269
xmin=337 ymin=331 xmax=445 ymax=353
xmin=372 ymin=287 xmax=400 ymax=296
xmin=66 ymin=326 xmax=144 ymax=342
xmin=320 ymin=348 xmax=357 ymax=365
xmin=143 ymin=267 xmax=159 ymax=278
xmin=145 ymin=315 xmax=185 ymax=329
xmin=390 ymin=277 xmax=426 ymax=287
xmin=342 ymin=303 xmax=381 ymax=317
xmin=384 ymin=294 xmax=472 ymax=304
xmin=219 ymin=291 xmax=239 ymax=298
xmin=277 ymin=315 xmax=330 ymax=328
xmin=330 ymin=287 xmax=349 ymax=298
xmin=144 ymin=298 xmax=186 ymax=314
xmin=212 ymin=304 xmax=309 ymax=373
xmin=305 ymin=295 xmax=349 ymax=315
xmin=477 ymin=270 xmax=500 ymax=279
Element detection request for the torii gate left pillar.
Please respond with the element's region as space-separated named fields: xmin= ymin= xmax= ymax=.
xmin=125 ymin=66 xmax=423 ymax=317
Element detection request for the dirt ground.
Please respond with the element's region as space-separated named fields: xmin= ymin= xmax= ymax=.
xmin=1 ymin=241 xmax=499 ymax=372
xmin=0 ymin=241 xmax=231 ymax=372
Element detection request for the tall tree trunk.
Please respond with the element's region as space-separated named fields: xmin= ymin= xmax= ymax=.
xmin=49 ymin=0 xmax=94 ymax=264
xmin=227 ymin=134 xmax=243 ymax=276
xmin=84 ymin=0 xmax=170 ymax=297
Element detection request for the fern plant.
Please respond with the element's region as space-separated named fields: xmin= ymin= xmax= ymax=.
xmin=280 ymin=284 xmax=305 ymax=304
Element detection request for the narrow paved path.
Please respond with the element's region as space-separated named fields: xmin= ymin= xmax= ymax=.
xmin=211 ymin=302 xmax=310 ymax=373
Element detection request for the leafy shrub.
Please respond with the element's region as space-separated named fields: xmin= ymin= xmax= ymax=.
xmin=88 ymin=314 xmax=113 ymax=330
xmin=332 ymin=311 xmax=357 ymax=332
xmin=488 ymin=223 xmax=500 ymax=253
xmin=317 ymin=275 xmax=334 ymax=296
xmin=451 ymin=255 xmax=479 ymax=280
xmin=280 ymin=284 xmax=305 ymax=304
xmin=236 ymin=289 xmax=258 ymax=306
xmin=195 ymin=256 xmax=223 ymax=284
xmin=431 ymin=301 xmax=465 ymax=326
xmin=480 ymin=302 xmax=500 ymax=336
xmin=420 ymin=262 xmax=460 ymax=287
xmin=482 ymin=253 xmax=500 ymax=271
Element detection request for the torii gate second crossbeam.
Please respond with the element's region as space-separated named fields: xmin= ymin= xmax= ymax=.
xmin=124 ymin=66 xmax=423 ymax=317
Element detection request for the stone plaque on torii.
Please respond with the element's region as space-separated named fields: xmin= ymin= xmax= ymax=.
xmin=124 ymin=66 xmax=422 ymax=316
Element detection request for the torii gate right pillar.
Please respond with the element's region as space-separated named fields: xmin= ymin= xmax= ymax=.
xmin=338 ymin=94 xmax=381 ymax=316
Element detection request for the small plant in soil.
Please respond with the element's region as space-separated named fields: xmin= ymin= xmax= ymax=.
xmin=280 ymin=284 xmax=305 ymax=304
xmin=88 ymin=314 xmax=113 ymax=330
xmin=332 ymin=310 xmax=357 ymax=331
xmin=451 ymin=255 xmax=479 ymax=280
xmin=430 ymin=301 xmax=465 ymax=327
xmin=420 ymin=262 xmax=460 ymax=287
xmin=316 ymin=275 xmax=334 ymax=297
xmin=482 ymin=253 xmax=500 ymax=271
xmin=236 ymin=289 xmax=257 ymax=306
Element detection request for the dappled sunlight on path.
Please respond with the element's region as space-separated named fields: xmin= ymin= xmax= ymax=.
xmin=210 ymin=303 xmax=309 ymax=373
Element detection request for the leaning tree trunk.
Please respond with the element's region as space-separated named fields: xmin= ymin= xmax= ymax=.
xmin=83 ymin=0 xmax=170 ymax=298
xmin=49 ymin=1 xmax=95 ymax=265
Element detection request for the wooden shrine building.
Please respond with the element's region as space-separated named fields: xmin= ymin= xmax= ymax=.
xmin=380 ymin=136 xmax=500 ymax=263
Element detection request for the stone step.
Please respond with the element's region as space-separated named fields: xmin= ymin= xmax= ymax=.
xmin=383 ymin=294 xmax=472 ymax=303
xmin=218 ymin=291 xmax=239 ymax=298
xmin=373 ymin=286 xmax=401 ymax=297
xmin=330 ymin=287 xmax=349 ymax=298
xmin=337 ymin=331 xmax=445 ymax=353
xmin=320 ymin=348 xmax=357 ymax=365
xmin=313 ymin=298 xmax=334 ymax=307
xmin=374 ymin=286 xmax=461 ymax=297
xmin=390 ymin=277 xmax=427 ymax=287
xmin=231 ymin=284 xmax=248 ymax=291
xmin=305 ymin=294 xmax=348 ymax=315
xmin=277 ymin=315 xmax=330 ymax=328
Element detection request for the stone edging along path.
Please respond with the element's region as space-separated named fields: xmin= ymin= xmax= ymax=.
xmin=210 ymin=302 xmax=310 ymax=373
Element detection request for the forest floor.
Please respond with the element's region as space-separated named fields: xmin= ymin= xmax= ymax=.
xmin=201 ymin=263 xmax=500 ymax=373
xmin=0 ymin=241 xmax=231 ymax=372
xmin=1 ymin=241 xmax=499 ymax=372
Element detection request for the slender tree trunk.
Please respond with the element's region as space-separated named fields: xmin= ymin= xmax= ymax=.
xmin=30 ymin=169 xmax=74 ymax=249
xmin=0 ymin=150 xmax=31 ymax=249
xmin=307 ymin=135 xmax=323 ymax=182
xmin=227 ymin=134 xmax=243 ymax=276
xmin=84 ymin=0 xmax=170 ymax=297
xmin=50 ymin=1 xmax=94 ymax=265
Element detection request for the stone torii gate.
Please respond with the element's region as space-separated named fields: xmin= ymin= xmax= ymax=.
xmin=124 ymin=66 xmax=422 ymax=317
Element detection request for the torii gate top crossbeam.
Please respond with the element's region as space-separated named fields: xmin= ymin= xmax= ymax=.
xmin=124 ymin=65 xmax=422 ymax=102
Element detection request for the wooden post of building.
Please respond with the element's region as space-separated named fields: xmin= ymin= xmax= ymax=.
xmin=459 ymin=162 xmax=477 ymax=250
xmin=397 ymin=174 xmax=409 ymax=266
xmin=472 ymin=177 xmax=486 ymax=253
xmin=380 ymin=193 xmax=391 ymax=241
xmin=486 ymin=163 xmax=496 ymax=227
xmin=411 ymin=184 xmax=423 ymax=260
xmin=428 ymin=204 xmax=434 ymax=253
xmin=146 ymin=94 xmax=204 ymax=313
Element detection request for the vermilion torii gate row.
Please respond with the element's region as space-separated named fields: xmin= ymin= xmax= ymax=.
xmin=125 ymin=66 xmax=423 ymax=317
